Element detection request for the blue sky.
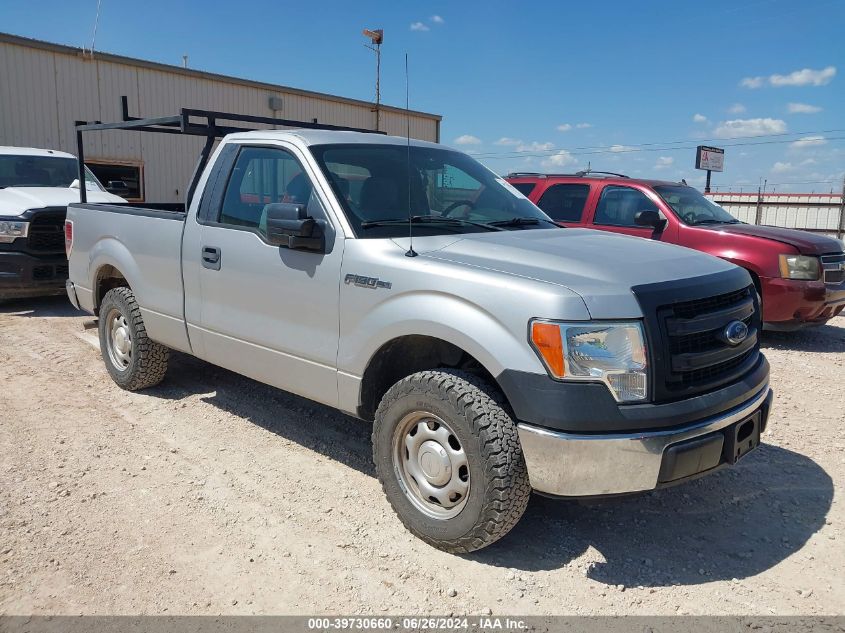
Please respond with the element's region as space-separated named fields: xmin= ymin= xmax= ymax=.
xmin=2 ymin=0 xmax=842 ymax=192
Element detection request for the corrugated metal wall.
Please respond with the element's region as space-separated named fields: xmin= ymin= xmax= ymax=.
xmin=0 ymin=37 xmax=441 ymax=202
xmin=706 ymin=192 xmax=844 ymax=238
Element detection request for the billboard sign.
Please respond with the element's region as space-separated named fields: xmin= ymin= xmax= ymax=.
xmin=696 ymin=145 xmax=724 ymax=172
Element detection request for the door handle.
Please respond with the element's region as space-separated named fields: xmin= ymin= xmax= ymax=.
xmin=202 ymin=246 xmax=221 ymax=270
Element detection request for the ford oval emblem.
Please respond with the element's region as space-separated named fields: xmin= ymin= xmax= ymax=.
xmin=724 ymin=320 xmax=749 ymax=345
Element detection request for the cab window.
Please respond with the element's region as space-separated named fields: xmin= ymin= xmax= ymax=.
xmin=509 ymin=182 xmax=536 ymax=197
xmin=537 ymin=184 xmax=590 ymax=222
xmin=219 ymin=146 xmax=324 ymax=235
xmin=593 ymin=185 xmax=658 ymax=228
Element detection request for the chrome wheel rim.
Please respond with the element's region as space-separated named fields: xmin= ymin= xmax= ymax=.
xmin=105 ymin=308 xmax=132 ymax=370
xmin=392 ymin=411 xmax=470 ymax=519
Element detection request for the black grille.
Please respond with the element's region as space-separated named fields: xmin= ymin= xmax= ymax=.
xmin=671 ymin=287 xmax=751 ymax=319
xmin=821 ymin=253 xmax=845 ymax=285
xmin=30 ymin=263 xmax=68 ymax=281
xmin=678 ymin=348 xmax=756 ymax=386
xmin=32 ymin=265 xmax=53 ymax=280
xmin=27 ymin=211 xmax=66 ymax=253
xmin=658 ymin=285 xmax=760 ymax=399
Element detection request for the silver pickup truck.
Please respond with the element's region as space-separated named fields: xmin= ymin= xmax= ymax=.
xmin=66 ymin=114 xmax=772 ymax=553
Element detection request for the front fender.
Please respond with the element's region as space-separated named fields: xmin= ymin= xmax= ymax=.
xmin=339 ymin=290 xmax=547 ymax=380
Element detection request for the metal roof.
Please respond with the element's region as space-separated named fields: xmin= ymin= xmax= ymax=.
xmin=0 ymin=32 xmax=442 ymax=122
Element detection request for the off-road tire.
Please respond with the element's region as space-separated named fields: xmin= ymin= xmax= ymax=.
xmin=373 ymin=369 xmax=531 ymax=553
xmin=98 ymin=287 xmax=169 ymax=390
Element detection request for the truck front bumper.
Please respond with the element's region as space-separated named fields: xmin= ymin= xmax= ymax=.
xmin=0 ymin=251 xmax=68 ymax=299
xmin=517 ymin=384 xmax=772 ymax=497
xmin=762 ymin=277 xmax=845 ymax=330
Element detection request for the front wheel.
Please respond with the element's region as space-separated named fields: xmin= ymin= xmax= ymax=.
xmin=98 ymin=287 xmax=169 ymax=391
xmin=373 ymin=370 xmax=531 ymax=553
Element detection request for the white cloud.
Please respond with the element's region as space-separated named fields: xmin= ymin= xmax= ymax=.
xmin=771 ymin=161 xmax=794 ymax=173
xmin=410 ymin=22 xmax=429 ymax=31
xmin=541 ymin=150 xmax=577 ymax=169
xmin=516 ymin=141 xmax=555 ymax=152
xmin=770 ymin=66 xmax=836 ymax=87
xmin=576 ymin=122 xmax=593 ymax=129
xmin=791 ymin=135 xmax=827 ymax=148
xmin=556 ymin=123 xmax=572 ymax=132
xmin=430 ymin=15 xmax=444 ymax=24
xmin=453 ymin=134 xmax=481 ymax=145
xmin=654 ymin=156 xmax=674 ymax=170
xmin=494 ymin=137 xmax=522 ymax=146
xmin=609 ymin=144 xmax=633 ymax=153
xmin=692 ymin=113 xmax=708 ymax=123
xmin=740 ymin=76 xmax=765 ymax=89
xmin=713 ymin=118 xmax=787 ymax=138
xmin=787 ymin=102 xmax=822 ymax=114
xmin=741 ymin=66 xmax=836 ymax=89
xmin=728 ymin=103 xmax=746 ymax=114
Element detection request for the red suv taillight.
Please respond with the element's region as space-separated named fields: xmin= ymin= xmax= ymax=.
xmin=64 ymin=220 xmax=73 ymax=257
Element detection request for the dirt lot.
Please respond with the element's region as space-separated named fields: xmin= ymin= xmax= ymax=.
xmin=0 ymin=297 xmax=842 ymax=616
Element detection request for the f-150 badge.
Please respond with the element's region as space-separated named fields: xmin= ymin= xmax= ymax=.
xmin=344 ymin=274 xmax=392 ymax=290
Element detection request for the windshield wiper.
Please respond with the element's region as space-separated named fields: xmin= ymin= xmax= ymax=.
xmin=488 ymin=217 xmax=558 ymax=228
xmin=360 ymin=215 xmax=505 ymax=231
xmin=694 ymin=219 xmax=740 ymax=225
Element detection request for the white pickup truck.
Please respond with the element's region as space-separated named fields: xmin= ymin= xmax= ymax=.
xmin=65 ymin=108 xmax=772 ymax=552
xmin=0 ymin=146 xmax=123 ymax=301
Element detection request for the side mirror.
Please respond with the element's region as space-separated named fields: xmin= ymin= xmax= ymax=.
xmin=634 ymin=210 xmax=667 ymax=232
xmin=263 ymin=203 xmax=325 ymax=252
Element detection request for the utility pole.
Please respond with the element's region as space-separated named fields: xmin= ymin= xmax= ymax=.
xmin=837 ymin=172 xmax=845 ymax=240
xmin=755 ymin=179 xmax=767 ymax=226
xmin=362 ymin=29 xmax=384 ymax=132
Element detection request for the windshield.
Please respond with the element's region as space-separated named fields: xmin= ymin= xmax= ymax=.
xmin=0 ymin=155 xmax=105 ymax=191
xmin=310 ymin=143 xmax=555 ymax=237
xmin=653 ymin=185 xmax=740 ymax=226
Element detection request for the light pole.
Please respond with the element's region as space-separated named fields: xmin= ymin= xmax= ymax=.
xmin=362 ymin=28 xmax=384 ymax=132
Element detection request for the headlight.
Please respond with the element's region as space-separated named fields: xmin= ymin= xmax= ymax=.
xmin=0 ymin=221 xmax=29 ymax=243
xmin=779 ymin=254 xmax=820 ymax=280
xmin=530 ymin=320 xmax=648 ymax=402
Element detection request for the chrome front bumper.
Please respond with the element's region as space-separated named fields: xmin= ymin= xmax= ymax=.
xmin=517 ymin=384 xmax=772 ymax=497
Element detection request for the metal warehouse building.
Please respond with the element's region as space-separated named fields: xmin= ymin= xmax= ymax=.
xmin=0 ymin=32 xmax=442 ymax=202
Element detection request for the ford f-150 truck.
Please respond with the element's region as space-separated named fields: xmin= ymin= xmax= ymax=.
xmin=65 ymin=108 xmax=772 ymax=552
xmin=0 ymin=146 xmax=124 ymax=301
xmin=506 ymin=172 xmax=845 ymax=330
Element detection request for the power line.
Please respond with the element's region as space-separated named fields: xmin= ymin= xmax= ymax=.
xmin=475 ymin=136 xmax=845 ymax=162
xmin=470 ymin=128 xmax=845 ymax=160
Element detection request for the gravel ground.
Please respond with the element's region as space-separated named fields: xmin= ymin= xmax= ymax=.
xmin=0 ymin=297 xmax=842 ymax=616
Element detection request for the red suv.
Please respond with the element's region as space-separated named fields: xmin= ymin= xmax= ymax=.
xmin=507 ymin=172 xmax=845 ymax=330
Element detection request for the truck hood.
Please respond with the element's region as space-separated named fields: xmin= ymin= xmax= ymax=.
xmin=706 ymin=223 xmax=844 ymax=255
xmin=419 ymin=228 xmax=740 ymax=319
xmin=0 ymin=187 xmax=125 ymax=216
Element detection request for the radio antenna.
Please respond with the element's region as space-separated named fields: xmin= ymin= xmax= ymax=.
xmin=404 ymin=53 xmax=417 ymax=257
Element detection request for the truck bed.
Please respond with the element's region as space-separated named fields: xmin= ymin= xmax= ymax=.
xmin=66 ymin=201 xmax=191 ymax=352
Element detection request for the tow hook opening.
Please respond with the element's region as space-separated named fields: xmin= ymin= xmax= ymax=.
xmin=736 ymin=419 xmax=754 ymax=443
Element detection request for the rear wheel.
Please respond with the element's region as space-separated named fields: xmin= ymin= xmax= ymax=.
xmin=373 ymin=370 xmax=530 ymax=553
xmin=98 ymin=287 xmax=169 ymax=390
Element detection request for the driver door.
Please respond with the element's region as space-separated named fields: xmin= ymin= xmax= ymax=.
xmin=589 ymin=184 xmax=676 ymax=241
xmin=191 ymin=143 xmax=344 ymax=408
